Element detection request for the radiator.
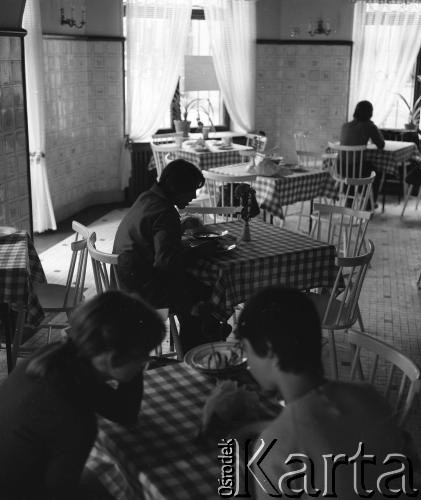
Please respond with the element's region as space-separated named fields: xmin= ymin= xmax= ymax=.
xmin=129 ymin=143 xmax=156 ymax=202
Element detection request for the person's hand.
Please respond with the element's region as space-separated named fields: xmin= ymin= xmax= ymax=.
xmin=201 ymin=380 xmax=261 ymax=435
xmin=180 ymin=215 xmax=205 ymax=235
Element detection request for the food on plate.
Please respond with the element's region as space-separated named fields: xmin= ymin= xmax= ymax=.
xmin=205 ymin=344 xmax=244 ymax=370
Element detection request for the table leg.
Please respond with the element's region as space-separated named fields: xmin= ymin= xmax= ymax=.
xmin=11 ymin=308 xmax=26 ymax=369
xmin=0 ymin=304 xmax=14 ymax=373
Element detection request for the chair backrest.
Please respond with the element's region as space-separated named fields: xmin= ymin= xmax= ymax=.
xmin=322 ymin=240 xmax=374 ymax=331
xmin=311 ymin=203 xmax=372 ymax=257
xmin=63 ymin=237 xmax=88 ymax=308
xmin=72 ymin=220 xmax=91 ymax=241
xmin=333 ymin=171 xmax=376 ymax=211
xmin=151 ymin=142 xmax=179 ymax=179
xmin=294 ymin=131 xmax=324 ymax=169
xmin=246 ymin=132 xmax=267 ymax=153
xmin=202 ymin=169 xmax=257 ymax=207
xmin=328 ymin=142 xmax=367 ymax=178
xmin=151 ymin=132 xmax=177 ymax=145
xmin=180 ymin=206 xmax=240 ymax=224
xmin=348 ymin=330 xmax=421 ymax=426
xmin=87 ymin=232 xmax=121 ymax=293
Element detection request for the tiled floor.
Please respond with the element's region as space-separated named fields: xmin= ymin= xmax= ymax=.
xmin=2 ymin=196 xmax=421 ymax=457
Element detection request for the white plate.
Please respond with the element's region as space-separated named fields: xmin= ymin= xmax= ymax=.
xmin=0 ymin=226 xmax=16 ymax=237
xmin=194 ymin=230 xmax=228 ymax=239
xmin=185 ymin=341 xmax=247 ymax=374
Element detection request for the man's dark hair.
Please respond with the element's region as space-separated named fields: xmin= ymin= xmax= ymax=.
xmin=159 ymin=159 xmax=205 ymax=194
xmin=237 ymin=286 xmax=323 ymax=376
xmin=353 ymin=100 xmax=373 ymax=122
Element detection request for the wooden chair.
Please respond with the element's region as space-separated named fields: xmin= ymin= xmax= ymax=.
xmin=401 ymin=179 xmax=421 ymax=217
xmin=151 ymin=132 xmax=177 ymax=145
xmin=332 ymin=171 xmax=376 ymax=212
xmin=347 ymin=329 xmax=421 ymax=426
xmin=87 ymin=233 xmax=183 ymax=361
xmin=246 ymin=132 xmax=267 ymax=153
xmin=308 ymin=240 xmax=375 ymax=379
xmin=202 ymin=169 xmax=257 ymax=208
xmin=29 ymin=221 xmax=90 ymax=352
xmin=284 ymin=132 xmax=335 ymax=233
xmin=150 ymin=142 xmax=178 ymax=179
xmin=328 ymin=142 xmax=367 ymax=178
xmin=311 ymin=203 xmax=372 ymax=258
xmin=294 ymin=131 xmax=325 ymax=169
xmin=87 ymin=232 xmax=121 ymax=294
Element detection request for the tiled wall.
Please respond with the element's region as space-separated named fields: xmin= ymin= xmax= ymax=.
xmin=43 ymin=38 xmax=124 ymax=222
xmin=255 ymin=43 xmax=351 ymax=162
xmin=0 ymin=35 xmax=31 ymax=232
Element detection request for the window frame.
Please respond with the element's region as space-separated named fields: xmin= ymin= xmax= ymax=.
xmin=158 ymin=7 xmax=230 ymax=134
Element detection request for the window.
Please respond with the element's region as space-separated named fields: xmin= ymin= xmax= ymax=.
xmin=122 ymin=5 xmax=227 ymax=132
xmin=176 ymin=9 xmax=226 ymax=130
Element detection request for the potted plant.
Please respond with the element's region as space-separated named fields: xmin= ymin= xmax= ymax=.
xmin=397 ymin=93 xmax=421 ymax=130
xmin=174 ymin=97 xmax=215 ymax=137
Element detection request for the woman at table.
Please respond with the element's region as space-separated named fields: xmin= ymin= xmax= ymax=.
xmin=340 ymin=100 xmax=385 ymax=203
xmin=0 ymin=290 xmax=165 ymax=499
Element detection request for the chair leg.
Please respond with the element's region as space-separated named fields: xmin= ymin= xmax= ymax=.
xmin=328 ymin=329 xmax=338 ymax=380
xmin=356 ymin=306 xmax=365 ymax=332
xmin=401 ymin=185 xmax=412 ymax=217
xmin=46 ymin=325 xmax=53 ymax=344
xmin=169 ymin=314 xmax=183 ymax=361
xmin=416 ymin=189 xmax=421 ymax=210
xmin=11 ymin=309 xmax=26 ymax=368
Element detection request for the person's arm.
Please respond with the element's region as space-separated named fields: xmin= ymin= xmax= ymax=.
xmin=152 ymin=209 xmax=184 ymax=272
xmin=94 ymin=371 xmax=143 ymax=426
xmin=369 ymin=122 xmax=385 ymax=149
xmin=44 ymin=415 xmax=97 ymax=499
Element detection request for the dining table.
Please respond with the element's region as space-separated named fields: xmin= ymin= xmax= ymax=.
xmin=86 ymin=362 xmax=280 ymax=500
xmin=365 ymin=140 xmax=418 ymax=177
xmin=211 ymin=164 xmax=338 ymax=221
xmin=186 ymin=219 xmax=336 ymax=321
xmin=0 ymin=230 xmax=46 ymax=370
xmin=175 ymin=141 xmax=253 ymax=171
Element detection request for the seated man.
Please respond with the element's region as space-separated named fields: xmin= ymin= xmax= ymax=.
xmin=236 ymin=286 xmax=418 ymax=499
xmin=113 ymin=159 xmax=229 ymax=352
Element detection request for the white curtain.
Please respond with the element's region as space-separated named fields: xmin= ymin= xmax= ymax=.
xmin=120 ymin=0 xmax=192 ymax=188
xmin=204 ymin=0 xmax=256 ymax=133
xmin=23 ymin=0 xmax=56 ymax=233
xmin=348 ymin=1 xmax=421 ymax=125
xmin=125 ymin=0 xmax=192 ymax=141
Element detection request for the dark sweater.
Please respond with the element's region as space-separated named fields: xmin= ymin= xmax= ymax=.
xmin=0 ymin=350 xmax=143 ymax=499
xmin=113 ymin=183 xmax=186 ymax=307
xmin=340 ymin=119 xmax=385 ymax=149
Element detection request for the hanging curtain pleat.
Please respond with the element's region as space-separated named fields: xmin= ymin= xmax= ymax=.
xmin=119 ymin=0 xmax=192 ymax=188
xmin=23 ymin=0 xmax=57 ymax=233
xmin=348 ymin=1 xmax=421 ymax=125
xmin=204 ymin=0 xmax=257 ymax=133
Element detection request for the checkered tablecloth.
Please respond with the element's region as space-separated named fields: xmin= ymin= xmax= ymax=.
xmin=176 ymin=144 xmax=250 ymax=171
xmin=365 ymin=140 xmax=417 ymax=177
xmin=187 ymin=220 xmax=336 ymax=320
xmin=210 ymin=165 xmax=338 ymax=220
xmin=0 ymin=231 xmax=46 ymax=326
xmin=256 ymin=170 xmax=337 ymax=220
xmin=86 ymin=364 xmax=229 ymax=500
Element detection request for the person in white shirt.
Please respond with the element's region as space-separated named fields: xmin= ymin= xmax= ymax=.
xmin=236 ymin=286 xmax=419 ymax=499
